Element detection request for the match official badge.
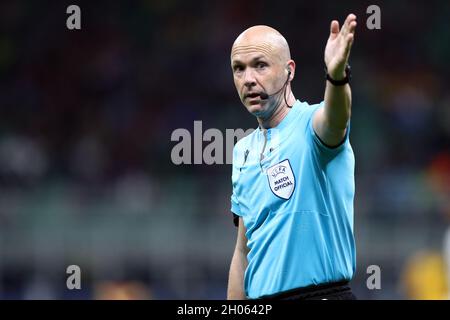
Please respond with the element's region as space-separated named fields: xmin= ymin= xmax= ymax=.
xmin=267 ymin=159 xmax=295 ymax=200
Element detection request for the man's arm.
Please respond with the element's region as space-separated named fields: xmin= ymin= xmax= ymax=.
xmin=313 ymin=14 xmax=357 ymax=147
xmin=227 ymin=217 xmax=249 ymax=300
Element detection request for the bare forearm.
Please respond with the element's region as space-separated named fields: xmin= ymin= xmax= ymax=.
xmin=324 ymin=80 xmax=352 ymax=131
xmin=227 ymin=251 xmax=247 ymax=299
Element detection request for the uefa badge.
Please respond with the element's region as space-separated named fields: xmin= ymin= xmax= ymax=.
xmin=267 ymin=159 xmax=295 ymax=200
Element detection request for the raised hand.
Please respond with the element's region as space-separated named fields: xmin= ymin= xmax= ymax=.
xmin=324 ymin=14 xmax=357 ymax=80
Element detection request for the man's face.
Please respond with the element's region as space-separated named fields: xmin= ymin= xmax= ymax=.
xmin=231 ymin=47 xmax=287 ymax=118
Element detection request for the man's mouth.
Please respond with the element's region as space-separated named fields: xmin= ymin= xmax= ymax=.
xmin=245 ymin=92 xmax=262 ymax=99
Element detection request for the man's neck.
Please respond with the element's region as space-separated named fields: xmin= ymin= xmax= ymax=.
xmin=257 ymin=92 xmax=296 ymax=129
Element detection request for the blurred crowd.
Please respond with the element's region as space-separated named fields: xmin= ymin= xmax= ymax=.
xmin=0 ymin=0 xmax=449 ymax=299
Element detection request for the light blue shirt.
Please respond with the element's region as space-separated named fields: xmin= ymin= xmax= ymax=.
xmin=231 ymin=100 xmax=356 ymax=299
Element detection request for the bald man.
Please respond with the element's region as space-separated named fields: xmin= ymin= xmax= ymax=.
xmin=228 ymin=14 xmax=357 ymax=300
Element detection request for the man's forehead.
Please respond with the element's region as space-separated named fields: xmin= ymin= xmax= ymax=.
xmin=231 ymin=41 xmax=276 ymax=57
xmin=231 ymin=43 xmax=274 ymax=63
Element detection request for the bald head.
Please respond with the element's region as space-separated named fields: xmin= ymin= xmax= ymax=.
xmin=231 ymin=25 xmax=291 ymax=63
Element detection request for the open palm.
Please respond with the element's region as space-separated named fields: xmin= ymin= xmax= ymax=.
xmin=325 ymin=14 xmax=357 ymax=79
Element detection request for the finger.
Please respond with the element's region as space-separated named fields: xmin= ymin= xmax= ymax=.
xmin=348 ymin=20 xmax=357 ymax=35
xmin=329 ymin=20 xmax=340 ymax=40
xmin=341 ymin=13 xmax=357 ymax=36
xmin=344 ymin=33 xmax=354 ymax=58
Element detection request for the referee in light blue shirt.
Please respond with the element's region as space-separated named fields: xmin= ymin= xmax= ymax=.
xmin=227 ymin=14 xmax=358 ymax=300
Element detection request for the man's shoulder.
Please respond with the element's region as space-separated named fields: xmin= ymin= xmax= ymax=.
xmin=294 ymin=100 xmax=325 ymax=130
xmin=297 ymin=100 xmax=324 ymax=114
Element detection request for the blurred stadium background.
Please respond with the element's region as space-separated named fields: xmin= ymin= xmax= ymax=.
xmin=0 ymin=0 xmax=449 ymax=299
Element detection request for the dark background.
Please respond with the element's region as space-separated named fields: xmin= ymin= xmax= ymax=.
xmin=0 ymin=0 xmax=449 ymax=299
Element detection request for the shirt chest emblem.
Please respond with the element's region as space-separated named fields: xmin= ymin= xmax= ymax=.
xmin=267 ymin=159 xmax=295 ymax=200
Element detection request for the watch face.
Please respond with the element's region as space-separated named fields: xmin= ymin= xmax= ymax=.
xmin=345 ymin=65 xmax=352 ymax=80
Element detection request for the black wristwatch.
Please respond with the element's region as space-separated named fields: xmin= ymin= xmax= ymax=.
xmin=325 ymin=64 xmax=352 ymax=86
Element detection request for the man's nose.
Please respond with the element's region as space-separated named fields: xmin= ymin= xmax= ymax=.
xmin=243 ymin=69 xmax=256 ymax=88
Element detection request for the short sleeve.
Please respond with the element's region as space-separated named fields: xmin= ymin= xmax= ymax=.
xmin=231 ymin=189 xmax=242 ymax=221
xmin=230 ymin=144 xmax=243 ymax=227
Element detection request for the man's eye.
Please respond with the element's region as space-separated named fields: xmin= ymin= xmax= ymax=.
xmin=234 ymin=66 xmax=244 ymax=73
xmin=256 ymin=62 xmax=267 ymax=69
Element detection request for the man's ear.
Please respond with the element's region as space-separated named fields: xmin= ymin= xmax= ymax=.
xmin=286 ymin=60 xmax=296 ymax=81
